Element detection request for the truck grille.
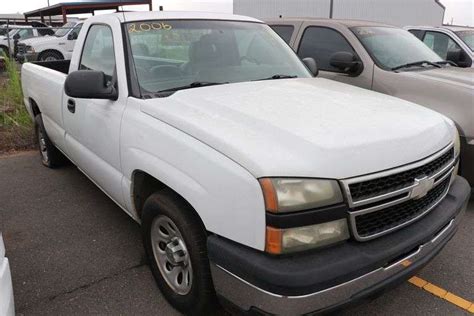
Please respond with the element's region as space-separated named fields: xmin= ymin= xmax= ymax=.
xmin=341 ymin=145 xmax=456 ymax=241
xmin=16 ymin=43 xmax=26 ymax=55
xmin=354 ymin=177 xmax=450 ymax=238
xmin=349 ymin=148 xmax=453 ymax=201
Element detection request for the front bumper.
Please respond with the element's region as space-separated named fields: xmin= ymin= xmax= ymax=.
xmin=460 ymin=137 xmax=474 ymax=188
xmin=16 ymin=52 xmax=38 ymax=63
xmin=208 ymin=176 xmax=470 ymax=315
xmin=0 ymin=236 xmax=14 ymax=316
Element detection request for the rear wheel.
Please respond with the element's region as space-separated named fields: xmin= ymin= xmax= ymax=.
xmin=34 ymin=114 xmax=67 ymax=168
xmin=39 ymin=51 xmax=63 ymax=61
xmin=142 ymin=191 xmax=217 ymax=315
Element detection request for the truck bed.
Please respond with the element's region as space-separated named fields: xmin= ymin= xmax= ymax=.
xmin=32 ymin=60 xmax=70 ymax=74
xmin=22 ymin=60 xmax=69 ymax=151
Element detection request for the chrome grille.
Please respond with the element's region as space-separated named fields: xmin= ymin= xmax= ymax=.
xmin=16 ymin=43 xmax=26 ymax=55
xmin=349 ymin=148 xmax=454 ymax=201
xmin=341 ymin=144 xmax=456 ymax=241
xmin=355 ymin=177 xmax=450 ymax=238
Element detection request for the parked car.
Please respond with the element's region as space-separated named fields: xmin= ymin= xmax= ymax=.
xmin=0 ymin=233 xmax=15 ymax=316
xmin=406 ymin=25 xmax=473 ymax=68
xmin=17 ymin=21 xmax=83 ymax=62
xmin=0 ymin=22 xmax=53 ymax=57
xmin=268 ymin=18 xmax=474 ymax=188
xmin=22 ymin=12 xmax=471 ymax=315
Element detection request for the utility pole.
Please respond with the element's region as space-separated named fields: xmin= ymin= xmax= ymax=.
xmin=47 ymin=0 xmax=52 ymax=25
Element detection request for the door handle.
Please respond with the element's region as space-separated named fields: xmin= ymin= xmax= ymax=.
xmin=67 ymin=99 xmax=76 ymax=113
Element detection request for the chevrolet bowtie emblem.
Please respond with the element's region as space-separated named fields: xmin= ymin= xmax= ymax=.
xmin=411 ymin=176 xmax=435 ymax=199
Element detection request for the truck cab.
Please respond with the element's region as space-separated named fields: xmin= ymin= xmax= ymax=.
xmin=406 ymin=26 xmax=474 ymax=68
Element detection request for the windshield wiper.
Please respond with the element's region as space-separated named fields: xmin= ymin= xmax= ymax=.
xmin=434 ymin=60 xmax=458 ymax=67
xmin=253 ymin=74 xmax=298 ymax=81
xmin=156 ymin=81 xmax=229 ymax=95
xmin=391 ymin=61 xmax=442 ymax=71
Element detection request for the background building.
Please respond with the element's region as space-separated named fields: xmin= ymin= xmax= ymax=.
xmin=233 ymin=0 xmax=446 ymax=26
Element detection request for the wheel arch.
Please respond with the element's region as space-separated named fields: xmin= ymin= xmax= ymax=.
xmin=29 ymin=97 xmax=41 ymax=117
xmin=38 ymin=49 xmax=64 ymax=61
xmin=131 ymin=169 xmax=202 ymax=226
xmin=0 ymin=45 xmax=9 ymax=57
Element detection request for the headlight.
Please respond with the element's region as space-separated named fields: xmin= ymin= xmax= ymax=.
xmin=266 ymin=219 xmax=350 ymax=254
xmin=259 ymin=178 xmax=343 ymax=213
xmin=453 ymin=128 xmax=461 ymax=158
xmin=26 ymin=46 xmax=34 ymax=53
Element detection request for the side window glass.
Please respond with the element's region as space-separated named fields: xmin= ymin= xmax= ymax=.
xmin=80 ymin=25 xmax=116 ymax=80
xmin=298 ymin=26 xmax=356 ymax=72
xmin=70 ymin=24 xmax=83 ymax=40
xmin=423 ymin=31 xmax=461 ymax=59
xmin=18 ymin=29 xmax=34 ymax=39
xmin=270 ymin=25 xmax=294 ymax=44
xmin=408 ymin=29 xmax=424 ymax=40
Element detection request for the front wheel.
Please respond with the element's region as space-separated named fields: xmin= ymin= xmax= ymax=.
xmin=142 ymin=191 xmax=217 ymax=315
xmin=39 ymin=51 xmax=62 ymax=61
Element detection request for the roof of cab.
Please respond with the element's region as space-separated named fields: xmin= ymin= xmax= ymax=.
xmin=267 ymin=17 xmax=395 ymax=28
xmin=113 ymin=11 xmax=263 ymax=23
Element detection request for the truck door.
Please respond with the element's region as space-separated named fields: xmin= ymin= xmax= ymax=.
xmin=295 ymin=24 xmax=373 ymax=89
xmin=62 ymin=23 xmax=126 ymax=207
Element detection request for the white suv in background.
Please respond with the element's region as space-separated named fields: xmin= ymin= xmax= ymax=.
xmin=17 ymin=21 xmax=83 ymax=62
xmin=406 ymin=26 xmax=473 ymax=68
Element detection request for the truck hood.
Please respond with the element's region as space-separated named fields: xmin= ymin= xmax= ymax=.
xmin=20 ymin=36 xmax=57 ymax=46
xmin=140 ymin=78 xmax=454 ymax=179
xmin=398 ymin=66 xmax=474 ymax=89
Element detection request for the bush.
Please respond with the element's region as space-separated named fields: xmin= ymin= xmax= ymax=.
xmin=0 ymin=53 xmax=35 ymax=153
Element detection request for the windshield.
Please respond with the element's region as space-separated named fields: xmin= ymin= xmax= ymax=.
xmin=55 ymin=22 xmax=76 ymax=37
xmin=126 ymin=20 xmax=311 ymax=95
xmin=7 ymin=29 xmax=18 ymax=37
xmin=352 ymin=26 xmax=443 ymax=70
xmin=456 ymin=30 xmax=474 ymax=51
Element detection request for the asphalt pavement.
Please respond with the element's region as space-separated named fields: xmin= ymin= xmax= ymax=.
xmin=0 ymin=151 xmax=472 ymax=315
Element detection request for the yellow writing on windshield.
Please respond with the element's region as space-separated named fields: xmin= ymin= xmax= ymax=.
xmin=128 ymin=22 xmax=172 ymax=33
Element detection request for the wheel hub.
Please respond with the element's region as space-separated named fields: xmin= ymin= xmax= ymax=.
xmin=165 ymin=237 xmax=188 ymax=266
xmin=151 ymin=215 xmax=193 ymax=295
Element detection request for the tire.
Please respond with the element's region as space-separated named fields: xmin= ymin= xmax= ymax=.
xmin=34 ymin=114 xmax=67 ymax=168
xmin=39 ymin=51 xmax=63 ymax=61
xmin=142 ymin=190 xmax=217 ymax=315
xmin=0 ymin=46 xmax=8 ymax=58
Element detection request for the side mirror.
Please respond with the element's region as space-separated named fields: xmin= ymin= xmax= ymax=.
xmin=446 ymin=49 xmax=472 ymax=68
xmin=302 ymin=57 xmax=319 ymax=77
xmin=65 ymin=70 xmax=118 ymax=100
xmin=329 ymin=51 xmax=363 ymax=76
xmin=67 ymin=32 xmax=78 ymax=41
xmin=13 ymin=34 xmax=20 ymax=40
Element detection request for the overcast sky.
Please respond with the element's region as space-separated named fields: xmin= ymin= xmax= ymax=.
xmin=1 ymin=0 xmax=472 ymax=26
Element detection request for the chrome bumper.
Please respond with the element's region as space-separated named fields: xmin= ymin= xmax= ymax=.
xmin=210 ymin=202 xmax=467 ymax=315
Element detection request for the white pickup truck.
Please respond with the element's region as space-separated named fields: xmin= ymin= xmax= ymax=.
xmin=21 ymin=12 xmax=471 ymax=315
xmin=17 ymin=21 xmax=83 ymax=62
